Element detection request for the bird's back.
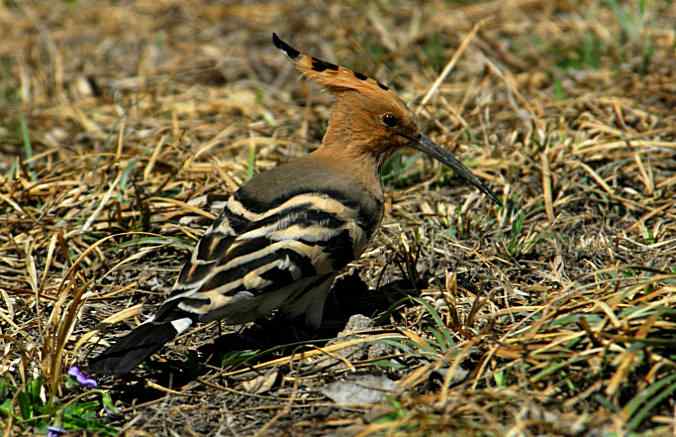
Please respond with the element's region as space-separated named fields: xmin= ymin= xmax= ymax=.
xmin=89 ymin=153 xmax=384 ymax=374
xmin=162 ymin=153 xmax=384 ymax=324
xmin=235 ymin=153 xmax=384 ymax=234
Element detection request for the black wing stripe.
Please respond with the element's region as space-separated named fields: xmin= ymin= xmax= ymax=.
xmin=195 ymin=233 xmax=234 ymax=263
xmin=199 ymin=197 xmax=359 ymax=291
xmin=169 ymin=189 xmax=371 ymax=307
xmin=237 ymin=208 xmax=346 ymax=241
xmin=203 ymin=247 xmax=317 ymax=294
xmin=201 ymin=227 xmax=355 ymax=296
xmin=259 ymin=263 xmax=295 ymax=287
xmin=153 ymin=295 xmax=203 ymax=323
xmin=217 ymin=208 xmax=251 ymax=234
xmin=234 ymin=188 xmax=380 ymax=234
xmin=178 ymin=261 xmax=212 ymax=285
xmin=223 ymin=236 xmax=271 ymax=262
xmin=319 ymin=228 xmax=355 ymax=270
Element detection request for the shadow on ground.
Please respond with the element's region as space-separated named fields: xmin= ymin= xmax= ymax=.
xmin=99 ymin=272 xmax=428 ymax=406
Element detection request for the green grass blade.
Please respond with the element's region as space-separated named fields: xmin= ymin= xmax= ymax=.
xmin=625 ymin=372 xmax=676 ymax=430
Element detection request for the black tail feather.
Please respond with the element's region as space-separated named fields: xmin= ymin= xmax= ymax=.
xmin=89 ymin=322 xmax=180 ymax=375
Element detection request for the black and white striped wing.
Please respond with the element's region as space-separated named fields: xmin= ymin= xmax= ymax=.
xmin=90 ymin=160 xmax=384 ymax=374
xmin=155 ymin=190 xmax=371 ymax=328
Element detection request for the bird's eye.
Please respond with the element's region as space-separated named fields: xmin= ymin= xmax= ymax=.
xmin=382 ymin=113 xmax=399 ymax=128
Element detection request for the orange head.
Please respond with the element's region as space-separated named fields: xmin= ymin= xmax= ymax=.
xmin=272 ymin=33 xmax=500 ymax=204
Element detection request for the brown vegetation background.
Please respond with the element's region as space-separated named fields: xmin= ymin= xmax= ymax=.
xmin=1 ymin=1 xmax=675 ymax=435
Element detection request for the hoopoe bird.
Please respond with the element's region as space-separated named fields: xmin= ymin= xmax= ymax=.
xmin=89 ymin=33 xmax=499 ymax=374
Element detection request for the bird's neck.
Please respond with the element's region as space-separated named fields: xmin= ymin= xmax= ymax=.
xmin=312 ymin=144 xmax=384 ymax=202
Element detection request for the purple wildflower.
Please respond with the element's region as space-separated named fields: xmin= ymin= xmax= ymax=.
xmin=67 ymin=366 xmax=97 ymax=388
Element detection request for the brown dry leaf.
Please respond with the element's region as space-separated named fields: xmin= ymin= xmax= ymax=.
xmin=241 ymin=369 xmax=278 ymax=395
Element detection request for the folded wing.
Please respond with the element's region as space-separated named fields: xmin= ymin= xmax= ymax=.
xmin=90 ymin=183 xmax=371 ymax=374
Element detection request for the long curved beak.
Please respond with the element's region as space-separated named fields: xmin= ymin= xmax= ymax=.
xmin=409 ymin=134 xmax=500 ymax=205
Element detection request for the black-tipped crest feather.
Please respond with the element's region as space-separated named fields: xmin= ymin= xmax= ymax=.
xmin=272 ymin=32 xmax=299 ymax=59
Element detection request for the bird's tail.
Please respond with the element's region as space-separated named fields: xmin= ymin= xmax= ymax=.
xmin=88 ymin=316 xmax=193 ymax=375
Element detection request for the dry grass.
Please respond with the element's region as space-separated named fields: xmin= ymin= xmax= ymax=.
xmin=1 ymin=0 xmax=675 ymax=435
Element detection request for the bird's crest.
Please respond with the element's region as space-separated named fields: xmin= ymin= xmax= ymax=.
xmin=272 ymin=33 xmax=391 ymax=96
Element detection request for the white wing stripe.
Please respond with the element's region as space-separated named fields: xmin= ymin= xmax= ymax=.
xmin=227 ymin=193 xmax=353 ymax=222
